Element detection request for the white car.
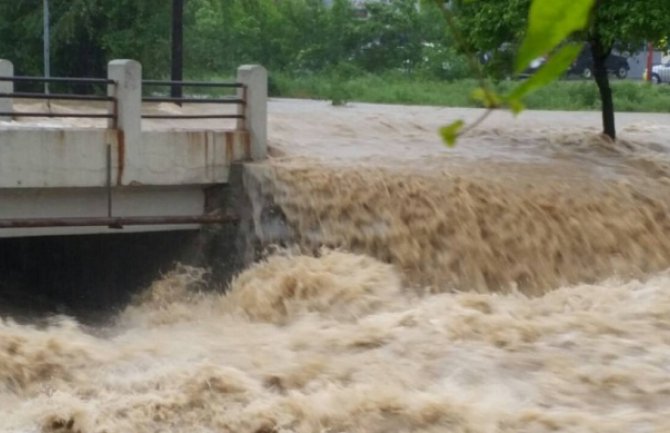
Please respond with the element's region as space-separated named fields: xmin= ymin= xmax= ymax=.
xmin=649 ymin=62 xmax=670 ymax=84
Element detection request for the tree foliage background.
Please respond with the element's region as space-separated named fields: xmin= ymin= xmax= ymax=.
xmin=0 ymin=0 xmax=468 ymax=81
xmin=1 ymin=0 xmax=667 ymax=139
xmin=446 ymin=0 xmax=670 ymax=140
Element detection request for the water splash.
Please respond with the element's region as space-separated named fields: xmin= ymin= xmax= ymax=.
xmin=4 ymin=102 xmax=670 ymax=432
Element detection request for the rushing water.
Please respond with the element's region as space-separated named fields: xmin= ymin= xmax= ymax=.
xmin=3 ymin=102 xmax=670 ymax=432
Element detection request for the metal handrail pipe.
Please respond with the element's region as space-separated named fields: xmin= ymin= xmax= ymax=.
xmin=0 ymin=76 xmax=115 ymax=85
xmin=0 ymin=111 xmax=114 ymax=118
xmin=0 ymin=92 xmax=115 ymax=102
xmin=143 ymin=79 xmax=242 ymax=88
xmin=0 ymin=215 xmax=239 ymax=228
xmin=141 ymin=114 xmax=243 ymax=119
xmin=142 ymin=96 xmax=243 ymax=104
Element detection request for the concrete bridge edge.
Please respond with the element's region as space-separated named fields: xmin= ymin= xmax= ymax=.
xmin=191 ymin=161 xmax=292 ymax=289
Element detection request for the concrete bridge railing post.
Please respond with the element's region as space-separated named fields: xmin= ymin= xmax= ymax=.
xmin=236 ymin=65 xmax=267 ymax=160
xmin=107 ymin=59 xmax=142 ymax=184
xmin=0 ymin=59 xmax=13 ymax=122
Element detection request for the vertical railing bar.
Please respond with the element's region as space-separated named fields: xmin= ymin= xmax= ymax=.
xmin=106 ymin=143 xmax=112 ymax=218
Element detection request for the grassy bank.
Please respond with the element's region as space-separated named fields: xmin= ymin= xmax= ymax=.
xmin=270 ymin=72 xmax=670 ymax=112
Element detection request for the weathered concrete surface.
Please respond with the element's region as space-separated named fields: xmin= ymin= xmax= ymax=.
xmin=237 ymin=65 xmax=267 ymax=161
xmin=0 ymin=186 xmax=205 ymax=237
xmin=0 ymin=126 xmax=249 ymax=237
xmin=0 ymin=128 xmax=250 ymax=188
xmin=194 ymin=163 xmax=273 ymax=287
xmin=159 ymin=163 xmax=291 ymax=291
xmin=107 ymin=59 xmax=142 ymax=140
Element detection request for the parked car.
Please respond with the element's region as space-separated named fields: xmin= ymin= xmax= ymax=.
xmin=568 ymin=45 xmax=630 ymax=79
xmin=646 ymin=62 xmax=670 ymax=84
xmin=518 ymin=56 xmax=547 ymax=78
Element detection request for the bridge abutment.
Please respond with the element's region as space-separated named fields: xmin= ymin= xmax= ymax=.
xmin=0 ymin=60 xmax=270 ymax=318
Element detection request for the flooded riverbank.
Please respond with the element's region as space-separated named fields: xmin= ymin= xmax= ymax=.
xmin=3 ymin=101 xmax=670 ymax=432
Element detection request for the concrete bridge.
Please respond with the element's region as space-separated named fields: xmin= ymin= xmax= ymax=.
xmin=0 ymin=59 xmax=267 ymax=238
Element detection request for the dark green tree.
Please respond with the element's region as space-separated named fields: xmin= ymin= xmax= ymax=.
xmin=0 ymin=0 xmax=469 ymax=89
xmin=453 ymin=0 xmax=670 ymax=139
xmin=0 ymin=0 xmax=170 ymax=83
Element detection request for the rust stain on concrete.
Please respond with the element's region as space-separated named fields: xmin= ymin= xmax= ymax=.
xmin=185 ymin=131 xmax=200 ymax=162
xmin=243 ymin=131 xmax=251 ymax=160
xmin=204 ymin=132 xmax=210 ymax=167
xmin=116 ymin=130 xmax=125 ymax=185
xmin=225 ymin=131 xmax=234 ymax=164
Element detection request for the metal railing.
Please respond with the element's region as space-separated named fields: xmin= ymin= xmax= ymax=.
xmin=141 ymin=79 xmax=245 ymax=120
xmin=0 ymin=75 xmax=117 ymax=121
xmin=0 ymin=75 xmax=248 ymax=123
xmin=0 ymin=61 xmax=267 ymax=231
xmin=0 ymin=214 xmax=239 ymax=229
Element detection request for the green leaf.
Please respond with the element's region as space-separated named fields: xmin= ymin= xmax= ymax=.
xmin=471 ymin=88 xmax=487 ymax=105
xmin=509 ymin=43 xmax=583 ymax=101
xmin=515 ymin=0 xmax=595 ymax=74
xmin=507 ymin=98 xmax=525 ymax=116
xmin=440 ymin=120 xmax=465 ymax=147
xmin=471 ymin=87 xmax=502 ymax=108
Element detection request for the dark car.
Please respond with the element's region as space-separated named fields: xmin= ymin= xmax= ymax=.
xmin=568 ymin=45 xmax=630 ymax=79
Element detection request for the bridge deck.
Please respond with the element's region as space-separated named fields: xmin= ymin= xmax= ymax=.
xmin=0 ymin=61 xmax=267 ymax=237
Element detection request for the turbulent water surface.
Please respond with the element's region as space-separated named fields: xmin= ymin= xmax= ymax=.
xmin=3 ymin=101 xmax=670 ymax=432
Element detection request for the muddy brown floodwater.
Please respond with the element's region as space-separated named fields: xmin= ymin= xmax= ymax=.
xmin=3 ymin=100 xmax=670 ymax=433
